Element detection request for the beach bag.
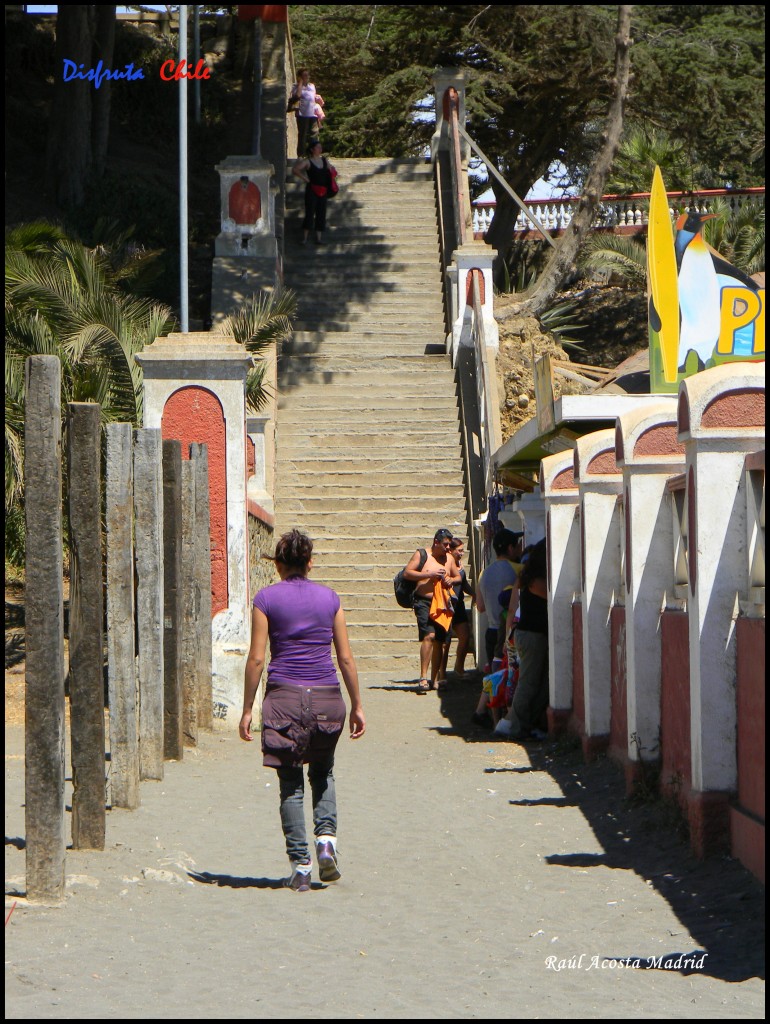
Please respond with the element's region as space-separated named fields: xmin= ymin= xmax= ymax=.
xmin=393 ymin=548 xmax=427 ymax=608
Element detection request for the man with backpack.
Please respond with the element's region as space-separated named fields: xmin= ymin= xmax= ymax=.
xmin=400 ymin=529 xmax=460 ymax=692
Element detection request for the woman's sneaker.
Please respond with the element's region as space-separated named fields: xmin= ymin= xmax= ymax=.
xmin=315 ymin=838 xmax=341 ymax=882
xmin=286 ymin=859 xmax=312 ymax=892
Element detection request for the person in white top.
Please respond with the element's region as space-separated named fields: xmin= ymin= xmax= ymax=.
xmin=290 ymin=68 xmax=324 ymax=158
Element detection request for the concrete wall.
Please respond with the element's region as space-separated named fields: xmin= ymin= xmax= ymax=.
xmin=539 ymin=364 xmax=764 ymax=878
xmin=608 ymin=606 xmax=627 ymax=766
xmin=732 ymin=616 xmax=765 ymax=882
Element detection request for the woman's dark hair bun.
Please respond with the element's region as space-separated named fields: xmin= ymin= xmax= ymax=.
xmin=274 ymin=529 xmax=313 ymax=569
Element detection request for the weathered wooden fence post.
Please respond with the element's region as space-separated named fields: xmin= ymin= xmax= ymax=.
xmin=24 ymin=356 xmax=66 ymax=903
xmin=133 ymin=427 xmax=165 ymax=780
xmin=105 ymin=423 xmax=140 ymax=809
xmin=67 ymin=403 xmax=106 ymax=849
xmin=181 ymin=457 xmax=199 ymax=746
xmin=190 ymin=442 xmax=213 ymax=731
xmin=162 ymin=439 xmax=184 ymax=759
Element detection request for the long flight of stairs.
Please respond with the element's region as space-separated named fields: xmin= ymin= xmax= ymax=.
xmin=275 ymin=158 xmax=469 ymax=676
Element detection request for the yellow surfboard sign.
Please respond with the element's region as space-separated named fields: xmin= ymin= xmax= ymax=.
xmin=647 ymin=165 xmax=679 ymax=383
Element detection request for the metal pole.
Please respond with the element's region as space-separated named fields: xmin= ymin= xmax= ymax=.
xmin=193 ymin=5 xmax=201 ymax=125
xmin=179 ymin=4 xmax=189 ymax=331
xmin=252 ymin=17 xmax=262 ymax=156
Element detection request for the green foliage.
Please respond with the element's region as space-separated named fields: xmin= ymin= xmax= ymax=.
xmin=290 ymin=5 xmax=764 ymax=201
xmin=607 ymin=127 xmax=695 ymax=195
xmin=628 ymin=5 xmax=765 ymax=188
xmin=578 ymin=200 xmax=765 ymax=290
xmin=701 ymin=198 xmax=766 ymax=274
xmin=5 ymin=222 xmax=177 ymax=551
xmin=214 ymin=289 xmax=298 ymax=413
xmin=291 ymin=4 xmax=617 ymax=195
xmin=578 ymin=233 xmax=648 ymax=286
xmin=539 ymin=300 xmax=587 ymax=352
xmin=69 ymin=171 xmax=180 ymax=253
xmin=497 ymin=239 xmax=551 ymax=296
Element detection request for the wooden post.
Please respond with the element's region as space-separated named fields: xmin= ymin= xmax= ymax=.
xmin=133 ymin=427 xmax=164 ymax=780
xmin=24 ymin=356 xmax=66 ymax=903
xmin=181 ymin=457 xmax=199 ymax=746
xmin=67 ymin=403 xmax=106 ymax=849
xmin=162 ymin=440 xmax=184 ymax=760
xmin=190 ymin=443 xmax=213 ymax=730
xmin=105 ymin=423 xmax=140 ymax=809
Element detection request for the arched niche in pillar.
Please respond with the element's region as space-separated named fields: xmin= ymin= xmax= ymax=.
xmin=162 ymin=386 xmax=228 ymax=616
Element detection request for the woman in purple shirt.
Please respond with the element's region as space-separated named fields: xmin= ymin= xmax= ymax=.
xmin=240 ymin=529 xmax=366 ymax=891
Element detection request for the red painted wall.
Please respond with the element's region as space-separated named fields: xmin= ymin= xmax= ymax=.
xmin=660 ymin=609 xmax=691 ymax=806
xmin=609 ymin=606 xmax=627 ymax=762
xmin=735 ymin=617 xmax=765 ymax=821
xmin=162 ymin=386 xmax=228 ymax=617
xmin=246 ymin=436 xmax=255 ymax=480
xmin=732 ymin=616 xmax=765 ymax=882
xmin=571 ymin=602 xmax=585 ymax=736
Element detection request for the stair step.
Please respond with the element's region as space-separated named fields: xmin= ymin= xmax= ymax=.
xmin=277 ymin=404 xmax=457 ymax=418
xmin=272 ymin=524 xmax=468 ymax=542
xmin=274 ymin=513 xmax=468 ymax=533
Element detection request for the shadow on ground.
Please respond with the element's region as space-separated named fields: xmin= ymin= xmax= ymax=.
xmin=188 ymin=870 xmax=328 ymax=892
xmin=423 ymin=672 xmax=765 ymax=985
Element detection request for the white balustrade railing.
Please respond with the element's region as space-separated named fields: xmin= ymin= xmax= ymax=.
xmin=472 ymin=187 xmax=765 ymax=237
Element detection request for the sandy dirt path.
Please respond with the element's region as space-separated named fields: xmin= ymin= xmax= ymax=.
xmin=5 ymin=674 xmax=765 ymax=1019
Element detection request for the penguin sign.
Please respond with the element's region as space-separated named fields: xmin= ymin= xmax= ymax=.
xmin=647 ymin=166 xmax=765 ymax=394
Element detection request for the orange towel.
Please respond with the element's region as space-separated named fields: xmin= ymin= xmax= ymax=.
xmin=429 ymin=579 xmax=454 ymax=631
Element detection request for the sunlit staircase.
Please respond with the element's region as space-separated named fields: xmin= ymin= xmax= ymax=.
xmin=275 ymin=158 xmax=468 ymax=676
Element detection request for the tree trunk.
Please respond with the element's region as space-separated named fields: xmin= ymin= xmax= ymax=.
xmin=484 ymin=185 xmax=520 ymax=282
xmin=501 ymin=5 xmax=634 ymax=320
xmin=91 ymin=5 xmax=116 ymax=178
xmin=46 ymin=5 xmax=94 ymax=209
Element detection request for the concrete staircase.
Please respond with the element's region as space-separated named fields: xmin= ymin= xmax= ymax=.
xmin=275 ymin=158 xmax=468 ymax=676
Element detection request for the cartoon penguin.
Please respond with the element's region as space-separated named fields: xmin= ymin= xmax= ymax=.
xmin=674 ymin=210 xmax=720 ymax=368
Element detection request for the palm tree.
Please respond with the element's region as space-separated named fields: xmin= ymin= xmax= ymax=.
xmin=578 ymin=197 xmax=765 ymax=288
xmin=607 ymin=126 xmax=701 ymax=195
xmin=577 ymin=232 xmax=647 ymax=286
xmin=5 ymin=223 xmax=177 ymax=560
xmin=214 ymin=289 xmax=297 ymax=413
xmin=6 ymin=222 xmax=299 ymax=567
xmin=701 ymin=198 xmax=765 ymax=276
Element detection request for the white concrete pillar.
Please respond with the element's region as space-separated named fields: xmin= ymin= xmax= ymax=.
xmin=575 ymin=429 xmax=624 ymax=756
xmin=500 ymin=487 xmax=546 ymax=546
xmin=676 ymin=364 xmax=765 ymax=846
xmin=214 ymin=155 xmax=277 ymax=259
xmin=136 ymin=332 xmax=254 ymax=728
xmin=615 ymin=402 xmax=685 ymax=776
xmin=448 ymin=243 xmax=498 ymax=363
xmin=540 ymin=453 xmax=580 ymax=733
xmin=431 ymin=67 xmax=469 ymax=162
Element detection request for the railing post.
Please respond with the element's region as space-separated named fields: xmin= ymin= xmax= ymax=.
xmin=431 ymin=68 xmax=469 ymax=162
xmin=133 ymin=427 xmax=165 ymax=780
xmin=105 ymin=422 xmax=140 ymax=809
xmin=449 ymin=245 xmax=498 ymax=364
xmin=67 ymin=403 xmax=106 ymax=849
xmin=162 ymin=439 xmax=184 ymax=760
xmin=24 ymin=355 xmax=66 ymax=903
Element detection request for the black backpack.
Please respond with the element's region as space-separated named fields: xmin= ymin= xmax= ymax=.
xmin=393 ymin=548 xmax=427 ymax=608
